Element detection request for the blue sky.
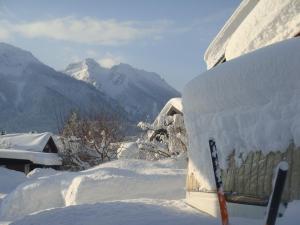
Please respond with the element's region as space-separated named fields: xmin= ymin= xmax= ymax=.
xmin=0 ymin=0 xmax=240 ymax=91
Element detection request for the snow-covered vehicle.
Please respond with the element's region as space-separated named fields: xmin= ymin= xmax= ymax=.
xmin=184 ymin=0 xmax=300 ymax=219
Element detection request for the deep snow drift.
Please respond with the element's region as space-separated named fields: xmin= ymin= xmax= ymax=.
xmin=9 ymin=200 xmax=300 ymax=225
xmin=0 ymin=168 xmax=26 ymax=195
xmin=183 ymin=38 xmax=300 ymax=191
xmin=0 ymin=158 xmax=299 ymax=224
xmin=0 ymin=158 xmax=186 ymax=221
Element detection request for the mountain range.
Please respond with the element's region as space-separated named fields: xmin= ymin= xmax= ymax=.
xmin=64 ymin=58 xmax=180 ymax=121
xmin=0 ymin=43 xmax=180 ymax=133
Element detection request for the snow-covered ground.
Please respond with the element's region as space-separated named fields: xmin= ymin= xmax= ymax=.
xmin=0 ymin=157 xmax=299 ymax=224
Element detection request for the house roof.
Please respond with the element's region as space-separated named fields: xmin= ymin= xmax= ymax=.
xmin=0 ymin=149 xmax=62 ymax=165
xmin=0 ymin=132 xmax=55 ymax=152
xmin=204 ymin=0 xmax=300 ymax=69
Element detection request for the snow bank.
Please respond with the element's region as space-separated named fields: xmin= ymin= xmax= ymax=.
xmin=10 ymin=199 xmax=212 ymax=225
xmin=183 ymin=38 xmax=300 ymax=191
xmin=27 ymin=168 xmax=61 ymax=179
xmin=0 ymin=168 xmax=26 ymax=194
xmin=9 ymin=200 xmax=300 ymax=225
xmin=226 ymin=0 xmax=300 ymax=61
xmin=117 ymin=142 xmax=140 ymax=159
xmin=0 ymin=158 xmax=186 ymax=221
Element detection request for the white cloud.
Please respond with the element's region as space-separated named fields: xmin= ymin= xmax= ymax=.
xmin=97 ymin=53 xmax=122 ymax=68
xmin=0 ymin=17 xmax=173 ymax=45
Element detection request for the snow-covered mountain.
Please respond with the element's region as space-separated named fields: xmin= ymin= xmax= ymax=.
xmin=0 ymin=43 xmax=126 ymax=132
xmin=64 ymin=59 xmax=180 ymax=121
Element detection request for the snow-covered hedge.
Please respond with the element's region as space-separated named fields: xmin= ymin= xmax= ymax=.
xmin=183 ymin=38 xmax=300 ymax=191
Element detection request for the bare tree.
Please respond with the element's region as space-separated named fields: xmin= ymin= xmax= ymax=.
xmin=60 ymin=111 xmax=124 ymax=170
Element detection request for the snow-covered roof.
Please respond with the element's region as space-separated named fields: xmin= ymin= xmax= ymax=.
xmin=0 ymin=132 xmax=55 ymax=152
xmin=153 ymin=98 xmax=183 ymax=126
xmin=0 ymin=149 xmax=62 ymax=165
xmin=204 ymin=0 xmax=259 ymax=69
xmin=184 ymin=38 xmax=300 ymax=191
xmin=157 ymin=98 xmax=182 ymax=118
xmin=226 ymin=0 xmax=300 ymax=60
xmin=204 ymin=0 xmax=300 ymax=69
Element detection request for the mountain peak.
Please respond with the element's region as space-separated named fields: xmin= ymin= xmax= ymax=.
xmin=83 ymin=58 xmax=100 ymax=67
xmin=0 ymin=42 xmax=40 ymax=76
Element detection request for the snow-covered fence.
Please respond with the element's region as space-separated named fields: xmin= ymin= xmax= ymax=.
xmin=222 ymin=144 xmax=300 ymax=202
xmin=187 ymin=143 xmax=300 ymax=202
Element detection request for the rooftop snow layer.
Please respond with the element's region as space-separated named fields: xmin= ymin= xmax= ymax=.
xmin=0 ymin=149 xmax=62 ymax=165
xmin=204 ymin=0 xmax=259 ymax=69
xmin=226 ymin=0 xmax=300 ymax=61
xmin=0 ymin=132 xmax=54 ymax=152
xmin=183 ymin=38 xmax=300 ymax=191
xmin=153 ymin=98 xmax=182 ymax=126
xmin=204 ymin=0 xmax=300 ymax=69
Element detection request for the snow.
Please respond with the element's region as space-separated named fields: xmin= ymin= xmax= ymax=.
xmin=117 ymin=142 xmax=140 ymax=159
xmin=153 ymin=97 xmax=182 ymax=127
xmin=226 ymin=0 xmax=300 ymax=61
xmin=0 ymin=158 xmax=186 ymax=221
xmin=0 ymin=149 xmax=62 ymax=165
xmin=0 ymin=168 xmax=26 ymax=194
xmin=204 ymin=0 xmax=259 ymax=69
xmin=204 ymin=0 xmax=300 ymax=69
xmin=0 ymin=132 xmax=61 ymax=165
xmin=0 ymin=132 xmax=54 ymax=152
xmin=6 ymin=199 xmax=300 ymax=225
xmin=183 ymin=38 xmax=300 ymax=191
xmin=0 ymin=157 xmax=299 ymax=224
xmin=0 ymin=42 xmax=40 ymax=77
xmin=9 ymin=199 xmax=212 ymax=225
